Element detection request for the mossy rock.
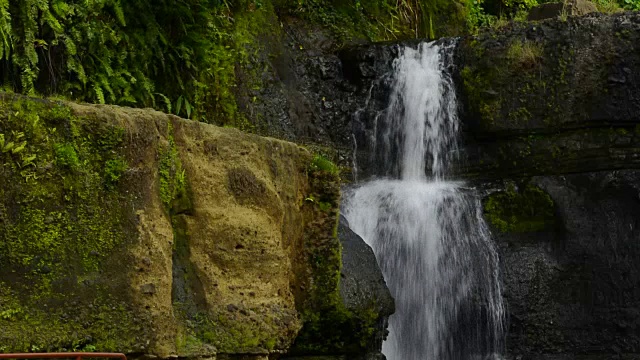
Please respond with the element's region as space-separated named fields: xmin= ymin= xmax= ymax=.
xmin=483 ymin=183 xmax=556 ymax=233
xmin=0 ymin=94 xmax=382 ymax=358
xmin=0 ymin=95 xmax=146 ymax=352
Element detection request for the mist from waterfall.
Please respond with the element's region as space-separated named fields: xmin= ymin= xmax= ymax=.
xmin=342 ymin=42 xmax=505 ymax=360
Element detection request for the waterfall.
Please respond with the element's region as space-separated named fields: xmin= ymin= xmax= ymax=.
xmin=343 ymin=42 xmax=505 ymax=360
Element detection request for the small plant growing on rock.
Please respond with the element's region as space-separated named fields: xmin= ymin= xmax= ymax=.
xmin=309 ymin=154 xmax=339 ymax=175
xmin=54 ymin=142 xmax=80 ymax=169
xmin=104 ymin=157 xmax=128 ymax=188
xmin=507 ymin=40 xmax=543 ymax=69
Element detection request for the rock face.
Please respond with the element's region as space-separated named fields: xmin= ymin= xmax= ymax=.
xmin=0 ymin=95 xmax=391 ymax=358
xmin=237 ymin=17 xmax=361 ymax=151
xmin=338 ymin=215 xmax=394 ymax=318
xmin=458 ymin=12 xmax=640 ymax=180
xmin=337 ymin=215 xmax=395 ymax=345
xmin=490 ymin=172 xmax=640 ymax=359
xmin=280 ymin=218 xmax=394 ymax=360
xmin=458 ymin=11 xmax=640 ymax=360
xmin=298 ymin=11 xmax=640 ymax=360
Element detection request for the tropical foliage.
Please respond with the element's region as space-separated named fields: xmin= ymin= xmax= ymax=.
xmin=0 ymin=0 xmax=636 ymax=127
xmin=0 ymin=0 xmax=269 ymax=125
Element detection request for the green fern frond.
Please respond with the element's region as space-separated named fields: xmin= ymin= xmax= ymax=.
xmin=112 ymin=1 xmax=126 ymax=26
xmin=155 ymin=93 xmax=172 ymax=113
xmin=93 ymin=83 xmax=105 ymax=104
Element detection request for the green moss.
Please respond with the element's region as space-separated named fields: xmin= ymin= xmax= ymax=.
xmin=461 ymin=65 xmax=502 ymax=126
xmin=616 ymin=128 xmax=629 ymax=136
xmin=461 ymin=30 xmax=616 ymax=132
xmin=173 ymin=297 xmax=285 ymax=354
xmin=484 ymin=183 xmax=556 ymax=233
xmin=54 ymin=142 xmax=80 ymax=169
xmin=309 ymin=154 xmax=339 ymax=175
xmin=289 ymin=155 xmax=380 ymax=355
xmin=509 ymin=107 xmax=532 ymax=125
xmin=0 ymin=96 xmax=144 ymax=351
xmin=506 ymin=40 xmax=543 ymax=69
xmin=104 ymin=157 xmax=128 ymax=188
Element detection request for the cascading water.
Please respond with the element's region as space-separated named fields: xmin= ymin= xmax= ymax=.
xmin=343 ymin=42 xmax=505 ymax=360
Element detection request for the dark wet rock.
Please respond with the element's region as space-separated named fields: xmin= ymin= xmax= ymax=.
xmin=286 ymin=215 xmax=394 ymax=359
xmin=453 ymin=12 xmax=640 ymax=181
xmin=485 ymin=171 xmax=640 ymax=358
xmin=237 ymin=18 xmax=361 ymax=152
xmin=458 ymin=15 xmax=640 ymax=356
xmin=338 ymin=214 xmax=395 ymax=328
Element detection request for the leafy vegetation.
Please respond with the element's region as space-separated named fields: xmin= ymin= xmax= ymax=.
xmin=0 ymin=0 xmax=503 ymax=127
xmin=0 ymin=0 xmax=276 ymax=126
xmin=281 ymin=0 xmax=471 ymax=40
xmin=309 ymin=154 xmax=339 ymax=175
xmin=507 ymin=40 xmax=543 ymax=68
xmin=468 ymin=0 xmax=639 ymax=30
xmin=0 ymin=0 xmax=636 ymax=131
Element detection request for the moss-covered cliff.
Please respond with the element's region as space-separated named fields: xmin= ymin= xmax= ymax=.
xmin=0 ymin=95 xmax=381 ymax=358
xmin=454 ymin=12 xmax=640 ymax=358
xmin=458 ymin=11 xmax=640 ymax=179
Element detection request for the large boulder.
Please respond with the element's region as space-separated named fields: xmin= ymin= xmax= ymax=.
xmin=0 ymin=95 xmax=390 ymax=359
xmin=338 ymin=215 xmax=394 ymax=318
xmin=338 ymin=215 xmax=395 ymax=350
xmin=528 ymin=0 xmax=598 ymax=21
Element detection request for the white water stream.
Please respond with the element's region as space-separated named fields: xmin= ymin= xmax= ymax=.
xmin=343 ymin=42 xmax=505 ymax=360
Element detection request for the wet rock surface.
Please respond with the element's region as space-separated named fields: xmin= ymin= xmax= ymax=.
xmin=338 ymin=215 xmax=395 ymax=337
xmin=462 ymin=14 xmax=640 ymax=358
xmin=490 ymin=171 xmax=640 ymax=358
xmin=315 ymin=12 xmax=640 ymax=360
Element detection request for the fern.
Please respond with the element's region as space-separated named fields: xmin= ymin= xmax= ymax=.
xmin=112 ymin=1 xmax=126 ymax=26
xmin=0 ymin=0 xmax=343 ymax=126
xmin=93 ymin=83 xmax=105 ymax=104
xmin=0 ymin=0 xmax=11 ymax=61
xmin=155 ymin=93 xmax=171 ymax=113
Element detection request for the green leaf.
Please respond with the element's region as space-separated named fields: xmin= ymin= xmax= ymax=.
xmin=11 ymin=141 xmax=26 ymax=154
xmin=21 ymin=154 xmax=36 ymax=167
xmin=156 ymin=93 xmax=171 ymax=113
xmin=3 ymin=141 xmax=13 ymax=153
xmin=93 ymin=84 xmax=105 ymax=104
xmin=185 ymin=98 xmax=192 ymax=119
xmin=175 ymin=95 xmax=184 ymax=116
